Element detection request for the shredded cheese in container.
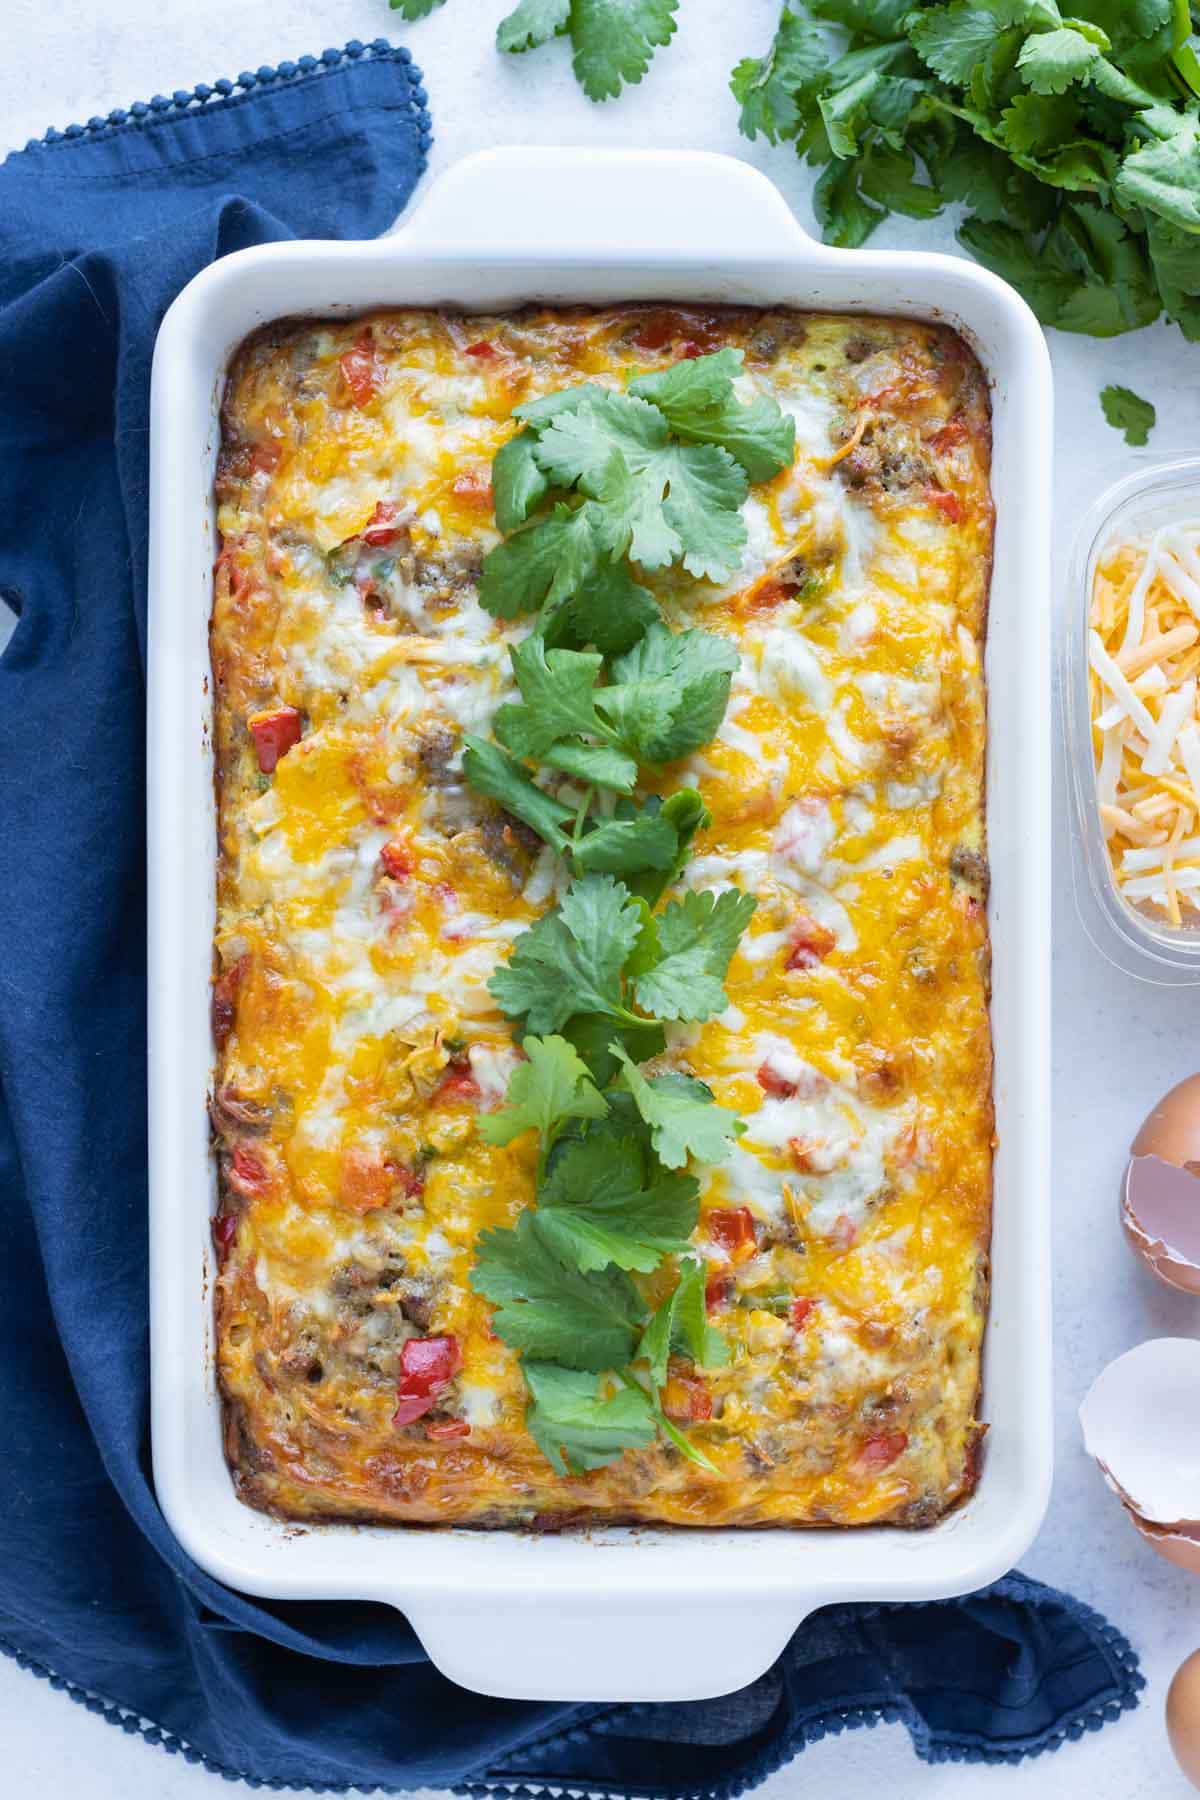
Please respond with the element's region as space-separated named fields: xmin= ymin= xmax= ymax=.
xmin=1090 ymin=522 xmax=1200 ymax=926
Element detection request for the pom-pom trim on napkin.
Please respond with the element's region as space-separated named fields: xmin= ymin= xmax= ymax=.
xmin=16 ymin=39 xmax=431 ymax=167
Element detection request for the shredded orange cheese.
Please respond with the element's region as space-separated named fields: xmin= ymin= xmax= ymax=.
xmin=1091 ymin=524 xmax=1200 ymax=921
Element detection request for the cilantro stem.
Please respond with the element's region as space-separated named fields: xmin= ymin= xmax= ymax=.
xmin=571 ymin=785 xmax=595 ymax=848
xmin=618 ymin=1370 xmax=719 ymax=1475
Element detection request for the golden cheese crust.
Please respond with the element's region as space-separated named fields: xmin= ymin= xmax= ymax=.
xmin=210 ymin=305 xmax=994 ymax=1529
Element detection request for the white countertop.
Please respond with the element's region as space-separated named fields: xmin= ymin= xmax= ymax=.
xmin=5 ymin=1 xmax=1200 ymax=1794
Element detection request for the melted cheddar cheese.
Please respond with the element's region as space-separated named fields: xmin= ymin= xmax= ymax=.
xmin=212 ymin=307 xmax=993 ymax=1528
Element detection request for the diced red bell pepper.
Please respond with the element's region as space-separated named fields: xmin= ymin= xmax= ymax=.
xmin=339 ymin=1150 xmax=397 ymax=1215
xmin=757 ymin=1059 xmax=797 ymax=1099
xmin=705 ymin=1272 xmax=732 ymax=1312
xmin=379 ymin=841 xmax=413 ymax=881
xmin=211 ymin=956 xmax=246 ymax=1049
xmin=789 ymin=1297 xmax=817 ymax=1331
xmin=926 ymin=485 xmax=963 ymax=524
xmin=788 ymin=1136 xmax=821 ymax=1173
xmin=395 ymin=1165 xmax=426 ymax=1201
xmin=439 ymin=1068 xmax=480 ymax=1103
xmin=830 ymin=1213 xmax=858 ymax=1251
xmin=708 ymin=1206 xmax=756 ymax=1257
xmin=426 ymin=1418 xmax=471 ymax=1440
xmin=362 ymin=500 xmax=401 ymax=546
xmin=785 ymin=915 xmax=836 ymax=972
xmin=663 ymin=1373 xmax=712 ymax=1424
xmin=450 ymin=471 xmax=494 ymax=509
xmin=339 ymin=332 xmax=380 ymax=407
xmin=394 ymin=1335 xmax=461 ymax=1426
xmin=438 ymin=1046 xmax=478 ymax=1103
xmin=228 ymin=1146 xmax=268 ymax=1199
xmin=857 ymin=1430 xmax=908 ymax=1471
xmin=465 ymin=339 xmax=499 ymax=360
xmin=930 ymin=417 xmax=968 ymax=455
xmin=212 ymin=1212 xmax=238 ymax=1258
xmin=248 ymin=706 xmax=302 ymax=774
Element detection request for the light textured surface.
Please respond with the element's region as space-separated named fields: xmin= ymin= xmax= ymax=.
xmin=3 ymin=1 xmax=1200 ymax=1794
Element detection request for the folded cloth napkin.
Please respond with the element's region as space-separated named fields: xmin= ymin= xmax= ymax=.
xmin=0 ymin=39 xmax=1142 ymax=1795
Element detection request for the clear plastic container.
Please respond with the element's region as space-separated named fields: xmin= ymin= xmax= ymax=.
xmin=1064 ymin=458 xmax=1200 ymax=984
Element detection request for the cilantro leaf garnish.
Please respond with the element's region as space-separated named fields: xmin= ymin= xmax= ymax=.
xmin=561 ymin=1013 xmax=668 ymax=1086
xmin=492 ymin=431 xmax=550 ymax=534
xmin=478 ymin=502 xmax=606 ymax=620
xmin=612 ymin=1045 xmax=745 ymax=1170
xmin=477 ymin=1035 xmax=608 ymax=1149
xmin=541 ymin=563 xmax=660 ymax=655
xmin=639 ymin=1256 xmax=730 ymax=1386
xmin=600 ymin=622 xmax=740 ymax=764
xmin=497 ymin=0 xmax=679 ymax=103
xmin=1100 ymin=383 xmax=1156 ymax=445
xmin=496 ymin=0 xmax=570 ymax=55
xmin=542 ymin=739 xmax=640 ymax=793
xmin=460 ymin=736 xmax=573 ymax=854
xmin=626 ymin=789 xmax=711 ymax=907
xmin=533 ymin=387 xmax=668 ymax=492
xmin=537 ymin=1132 xmax=699 ymax=1272
xmin=571 ymin=0 xmax=681 ymax=102
xmin=478 ymin=349 xmax=797 ymax=618
xmin=494 ymin=638 xmax=610 ymax=760
xmin=490 ymin=873 xmax=645 ymax=1034
xmin=632 ymin=888 xmax=758 ymax=1021
xmin=627 ymin=348 xmax=796 ymax=482
xmin=573 ymin=806 xmax=680 ymax=874
xmin=471 ymin=1210 xmax=648 ymax=1368
xmin=523 ymin=1362 xmax=657 ymax=1474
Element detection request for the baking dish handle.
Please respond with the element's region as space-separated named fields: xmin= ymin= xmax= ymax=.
xmin=401 ymin=1588 xmax=806 ymax=1703
xmin=390 ymin=147 xmax=811 ymax=262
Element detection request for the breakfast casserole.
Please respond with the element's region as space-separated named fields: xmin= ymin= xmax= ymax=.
xmin=210 ymin=304 xmax=994 ymax=1529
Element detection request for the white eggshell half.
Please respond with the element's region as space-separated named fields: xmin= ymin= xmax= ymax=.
xmin=1079 ymin=1338 xmax=1200 ymax=1526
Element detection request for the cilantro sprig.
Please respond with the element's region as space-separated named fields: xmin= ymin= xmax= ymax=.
xmin=479 ymin=351 xmax=794 ymax=618
xmin=469 ymin=878 xmax=753 ymax=1475
xmin=391 ymin=0 xmax=680 ymax=102
xmin=734 ymin=1 xmax=1200 ymax=340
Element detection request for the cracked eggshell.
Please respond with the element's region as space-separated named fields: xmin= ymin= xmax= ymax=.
xmin=1131 ymin=1514 xmax=1200 ymax=1577
xmin=1079 ymin=1339 xmax=1200 ymax=1558
xmin=1122 ymin=1158 xmax=1200 ymax=1295
xmin=1123 ymin=1076 xmax=1200 ymax=1293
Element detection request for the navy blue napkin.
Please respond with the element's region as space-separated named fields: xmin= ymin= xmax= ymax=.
xmin=0 ymin=38 xmax=1141 ymax=1794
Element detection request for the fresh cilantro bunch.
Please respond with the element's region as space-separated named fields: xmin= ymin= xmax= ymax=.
xmin=471 ymin=1029 xmax=738 ymax=1473
xmin=470 ymin=885 xmax=753 ymax=1474
xmin=391 ymin=0 xmax=682 ymax=103
xmin=734 ymin=0 xmax=1200 ymax=338
xmin=481 ymin=349 xmax=795 ymax=614
xmin=462 ymin=621 xmax=740 ymax=883
xmin=490 ymin=872 xmax=756 ymax=1097
xmin=455 ymin=344 xmax=789 ymax=1476
xmin=459 ymin=349 xmax=795 ymax=889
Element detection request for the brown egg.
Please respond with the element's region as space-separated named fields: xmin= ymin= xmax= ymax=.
xmin=1133 ymin=1074 xmax=1200 ymax=1167
xmin=1123 ymin=1077 xmax=1200 ymax=1293
xmin=1168 ymin=1649 xmax=1200 ymax=1790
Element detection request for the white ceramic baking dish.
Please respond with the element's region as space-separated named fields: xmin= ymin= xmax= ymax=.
xmin=147 ymin=147 xmax=1053 ymax=1705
